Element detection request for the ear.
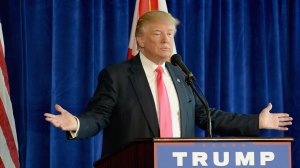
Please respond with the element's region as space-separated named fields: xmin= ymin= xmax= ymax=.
xmin=136 ymin=36 xmax=145 ymax=48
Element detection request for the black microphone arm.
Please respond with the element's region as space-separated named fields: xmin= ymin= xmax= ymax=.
xmin=171 ymin=54 xmax=212 ymax=138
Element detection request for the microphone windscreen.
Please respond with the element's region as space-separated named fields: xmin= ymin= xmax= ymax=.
xmin=171 ymin=54 xmax=182 ymax=65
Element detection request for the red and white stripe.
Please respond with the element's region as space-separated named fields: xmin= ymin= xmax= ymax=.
xmin=127 ymin=0 xmax=176 ymax=59
xmin=0 ymin=22 xmax=20 ymax=168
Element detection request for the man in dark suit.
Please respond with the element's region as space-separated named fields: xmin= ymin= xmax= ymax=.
xmin=44 ymin=11 xmax=292 ymax=158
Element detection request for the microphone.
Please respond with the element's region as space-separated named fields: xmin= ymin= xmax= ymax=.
xmin=171 ymin=54 xmax=212 ymax=138
xmin=171 ymin=54 xmax=195 ymax=81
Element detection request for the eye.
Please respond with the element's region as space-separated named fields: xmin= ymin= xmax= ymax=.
xmin=153 ymin=31 xmax=162 ymax=36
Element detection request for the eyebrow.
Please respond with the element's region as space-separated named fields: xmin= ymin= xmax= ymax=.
xmin=152 ymin=29 xmax=175 ymax=32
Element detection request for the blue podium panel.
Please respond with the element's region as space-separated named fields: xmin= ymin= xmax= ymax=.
xmin=154 ymin=139 xmax=292 ymax=168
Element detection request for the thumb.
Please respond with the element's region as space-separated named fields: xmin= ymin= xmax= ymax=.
xmin=54 ymin=104 xmax=67 ymax=114
xmin=264 ymin=103 xmax=272 ymax=112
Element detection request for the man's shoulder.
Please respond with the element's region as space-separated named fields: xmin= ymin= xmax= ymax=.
xmin=106 ymin=56 xmax=140 ymax=71
xmin=97 ymin=56 xmax=141 ymax=78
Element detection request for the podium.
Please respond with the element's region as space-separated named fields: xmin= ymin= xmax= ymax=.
xmin=94 ymin=137 xmax=293 ymax=168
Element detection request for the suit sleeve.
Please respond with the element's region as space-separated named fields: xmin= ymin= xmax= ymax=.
xmin=67 ymin=69 xmax=118 ymax=139
xmin=194 ymin=95 xmax=259 ymax=137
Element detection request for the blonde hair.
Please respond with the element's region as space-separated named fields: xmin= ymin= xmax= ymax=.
xmin=135 ymin=10 xmax=180 ymax=37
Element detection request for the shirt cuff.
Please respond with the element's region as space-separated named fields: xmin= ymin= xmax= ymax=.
xmin=69 ymin=116 xmax=80 ymax=138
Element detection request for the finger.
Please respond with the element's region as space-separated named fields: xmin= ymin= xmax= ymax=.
xmin=278 ymin=121 xmax=292 ymax=127
xmin=276 ymin=127 xmax=289 ymax=131
xmin=45 ymin=117 xmax=57 ymax=123
xmin=278 ymin=113 xmax=291 ymax=118
xmin=276 ymin=113 xmax=290 ymax=118
xmin=45 ymin=117 xmax=61 ymax=127
xmin=44 ymin=113 xmax=57 ymax=118
xmin=271 ymin=113 xmax=291 ymax=120
xmin=264 ymin=103 xmax=272 ymax=111
xmin=45 ymin=117 xmax=53 ymax=122
xmin=55 ymin=104 xmax=67 ymax=114
xmin=278 ymin=117 xmax=293 ymax=122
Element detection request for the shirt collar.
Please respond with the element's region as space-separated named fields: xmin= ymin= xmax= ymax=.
xmin=140 ymin=53 xmax=166 ymax=75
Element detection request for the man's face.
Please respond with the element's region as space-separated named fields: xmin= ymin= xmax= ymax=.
xmin=137 ymin=22 xmax=175 ymax=64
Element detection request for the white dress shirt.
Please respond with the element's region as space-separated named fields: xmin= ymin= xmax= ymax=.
xmin=140 ymin=53 xmax=181 ymax=137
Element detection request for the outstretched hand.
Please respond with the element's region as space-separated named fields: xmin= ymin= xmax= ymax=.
xmin=259 ymin=103 xmax=293 ymax=131
xmin=44 ymin=104 xmax=78 ymax=131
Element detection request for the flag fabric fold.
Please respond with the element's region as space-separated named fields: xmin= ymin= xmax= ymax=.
xmin=0 ymin=21 xmax=20 ymax=168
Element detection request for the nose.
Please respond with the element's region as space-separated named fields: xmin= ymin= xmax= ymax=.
xmin=161 ymin=33 xmax=170 ymax=43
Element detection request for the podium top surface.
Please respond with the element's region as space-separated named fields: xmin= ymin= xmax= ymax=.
xmin=138 ymin=137 xmax=294 ymax=143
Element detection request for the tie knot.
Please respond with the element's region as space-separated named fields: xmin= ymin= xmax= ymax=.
xmin=156 ymin=66 xmax=164 ymax=74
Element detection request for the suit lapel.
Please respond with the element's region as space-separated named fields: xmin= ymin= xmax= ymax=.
xmin=128 ymin=55 xmax=160 ymax=137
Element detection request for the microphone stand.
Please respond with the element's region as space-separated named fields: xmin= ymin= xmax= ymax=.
xmin=185 ymin=76 xmax=212 ymax=138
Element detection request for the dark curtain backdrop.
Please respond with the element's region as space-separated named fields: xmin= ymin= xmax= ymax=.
xmin=0 ymin=0 xmax=299 ymax=167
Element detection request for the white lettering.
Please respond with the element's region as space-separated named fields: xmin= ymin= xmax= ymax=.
xmin=192 ymin=152 xmax=208 ymax=166
xmin=213 ymin=152 xmax=229 ymax=166
xmin=172 ymin=152 xmax=187 ymax=166
xmin=260 ymin=152 xmax=275 ymax=165
xmin=235 ymin=152 xmax=255 ymax=166
xmin=171 ymin=151 xmax=276 ymax=167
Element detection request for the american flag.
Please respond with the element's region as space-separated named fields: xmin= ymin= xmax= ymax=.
xmin=0 ymin=20 xmax=20 ymax=168
xmin=127 ymin=0 xmax=176 ymax=59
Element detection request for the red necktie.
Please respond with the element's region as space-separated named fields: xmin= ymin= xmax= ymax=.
xmin=156 ymin=66 xmax=173 ymax=137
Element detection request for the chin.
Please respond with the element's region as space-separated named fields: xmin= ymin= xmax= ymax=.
xmin=166 ymin=54 xmax=172 ymax=58
xmin=163 ymin=52 xmax=172 ymax=57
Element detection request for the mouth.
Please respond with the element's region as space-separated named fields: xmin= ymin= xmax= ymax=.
xmin=161 ymin=48 xmax=170 ymax=51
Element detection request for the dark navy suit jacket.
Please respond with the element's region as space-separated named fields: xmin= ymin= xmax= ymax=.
xmin=72 ymin=54 xmax=259 ymax=158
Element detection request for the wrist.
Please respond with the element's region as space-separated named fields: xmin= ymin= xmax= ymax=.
xmin=71 ymin=116 xmax=80 ymax=132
